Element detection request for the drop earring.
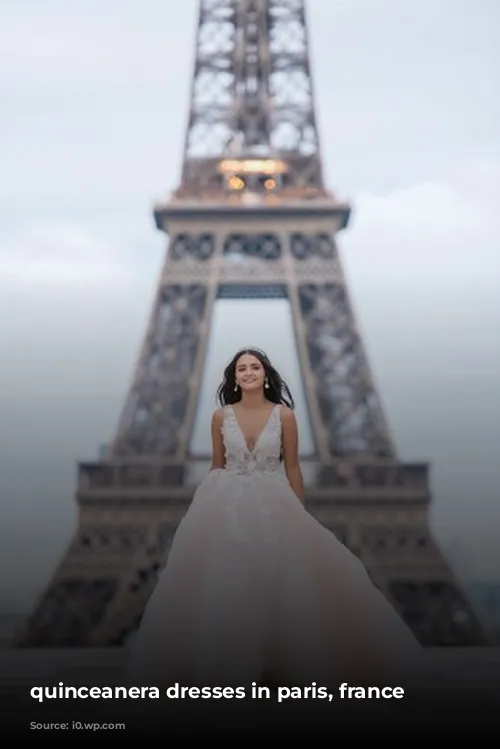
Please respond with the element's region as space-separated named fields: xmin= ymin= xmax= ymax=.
xmin=234 ymin=383 xmax=238 ymax=392
xmin=264 ymin=378 xmax=269 ymax=389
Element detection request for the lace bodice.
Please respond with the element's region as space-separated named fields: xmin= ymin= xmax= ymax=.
xmin=221 ymin=404 xmax=284 ymax=477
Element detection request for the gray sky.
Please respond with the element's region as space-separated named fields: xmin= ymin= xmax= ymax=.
xmin=0 ymin=0 xmax=499 ymax=613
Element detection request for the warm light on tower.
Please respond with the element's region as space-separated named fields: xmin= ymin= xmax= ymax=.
xmin=227 ymin=175 xmax=245 ymax=190
xmin=218 ymin=158 xmax=287 ymax=175
xmin=219 ymin=157 xmax=286 ymax=194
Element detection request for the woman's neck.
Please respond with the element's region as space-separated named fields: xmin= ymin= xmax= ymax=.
xmin=238 ymin=392 xmax=269 ymax=409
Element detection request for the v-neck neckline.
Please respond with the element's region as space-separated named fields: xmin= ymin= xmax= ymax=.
xmin=230 ymin=404 xmax=277 ymax=454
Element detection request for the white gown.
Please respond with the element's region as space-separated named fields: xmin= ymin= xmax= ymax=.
xmin=127 ymin=404 xmax=425 ymax=688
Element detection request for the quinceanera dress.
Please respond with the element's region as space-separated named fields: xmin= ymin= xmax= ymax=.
xmin=127 ymin=404 xmax=424 ymax=688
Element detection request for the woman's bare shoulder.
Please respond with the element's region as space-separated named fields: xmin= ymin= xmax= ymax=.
xmin=211 ymin=407 xmax=226 ymax=425
xmin=278 ymin=404 xmax=296 ymax=423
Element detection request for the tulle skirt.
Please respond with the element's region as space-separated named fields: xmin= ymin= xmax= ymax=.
xmin=127 ymin=468 xmax=425 ymax=688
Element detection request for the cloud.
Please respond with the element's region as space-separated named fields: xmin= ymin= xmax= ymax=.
xmin=0 ymin=4 xmax=196 ymax=86
xmin=1 ymin=157 xmax=497 ymax=288
xmin=0 ymin=22 xmax=129 ymax=73
xmin=342 ymin=158 xmax=500 ymax=290
xmin=0 ymin=157 xmax=497 ymax=429
xmin=0 ymin=223 xmax=135 ymax=288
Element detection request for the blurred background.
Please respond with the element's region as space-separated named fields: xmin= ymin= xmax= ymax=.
xmin=0 ymin=0 xmax=498 ymax=643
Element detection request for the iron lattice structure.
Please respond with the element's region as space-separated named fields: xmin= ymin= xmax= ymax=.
xmin=181 ymin=0 xmax=324 ymax=192
xmin=17 ymin=0 xmax=489 ymax=648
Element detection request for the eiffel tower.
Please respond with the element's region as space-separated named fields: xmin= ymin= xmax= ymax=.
xmin=18 ymin=0 xmax=487 ymax=648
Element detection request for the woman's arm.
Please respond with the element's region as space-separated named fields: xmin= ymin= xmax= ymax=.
xmin=210 ymin=408 xmax=226 ymax=470
xmin=281 ymin=407 xmax=305 ymax=504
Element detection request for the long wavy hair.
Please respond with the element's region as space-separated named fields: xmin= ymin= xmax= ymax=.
xmin=216 ymin=347 xmax=295 ymax=409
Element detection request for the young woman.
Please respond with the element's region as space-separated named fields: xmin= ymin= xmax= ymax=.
xmin=128 ymin=347 xmax=424 ymax=688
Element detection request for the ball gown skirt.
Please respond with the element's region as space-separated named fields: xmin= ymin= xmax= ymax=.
xmin=127 ymin=405 xmax=425 ymax=689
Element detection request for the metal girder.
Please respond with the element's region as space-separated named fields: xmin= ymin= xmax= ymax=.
xmin=181 ymin=0 xmax=324 ymax=193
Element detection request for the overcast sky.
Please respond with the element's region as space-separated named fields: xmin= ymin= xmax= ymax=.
xmin=0 ymin=0 xmax=498 ymax=614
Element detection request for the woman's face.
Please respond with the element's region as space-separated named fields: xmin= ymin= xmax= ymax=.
xmin=234 ymin=354 xmax=266 ymax=393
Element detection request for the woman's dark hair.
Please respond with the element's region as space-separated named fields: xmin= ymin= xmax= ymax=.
xmin=216 ymin=347 xmax=295 ymax=409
